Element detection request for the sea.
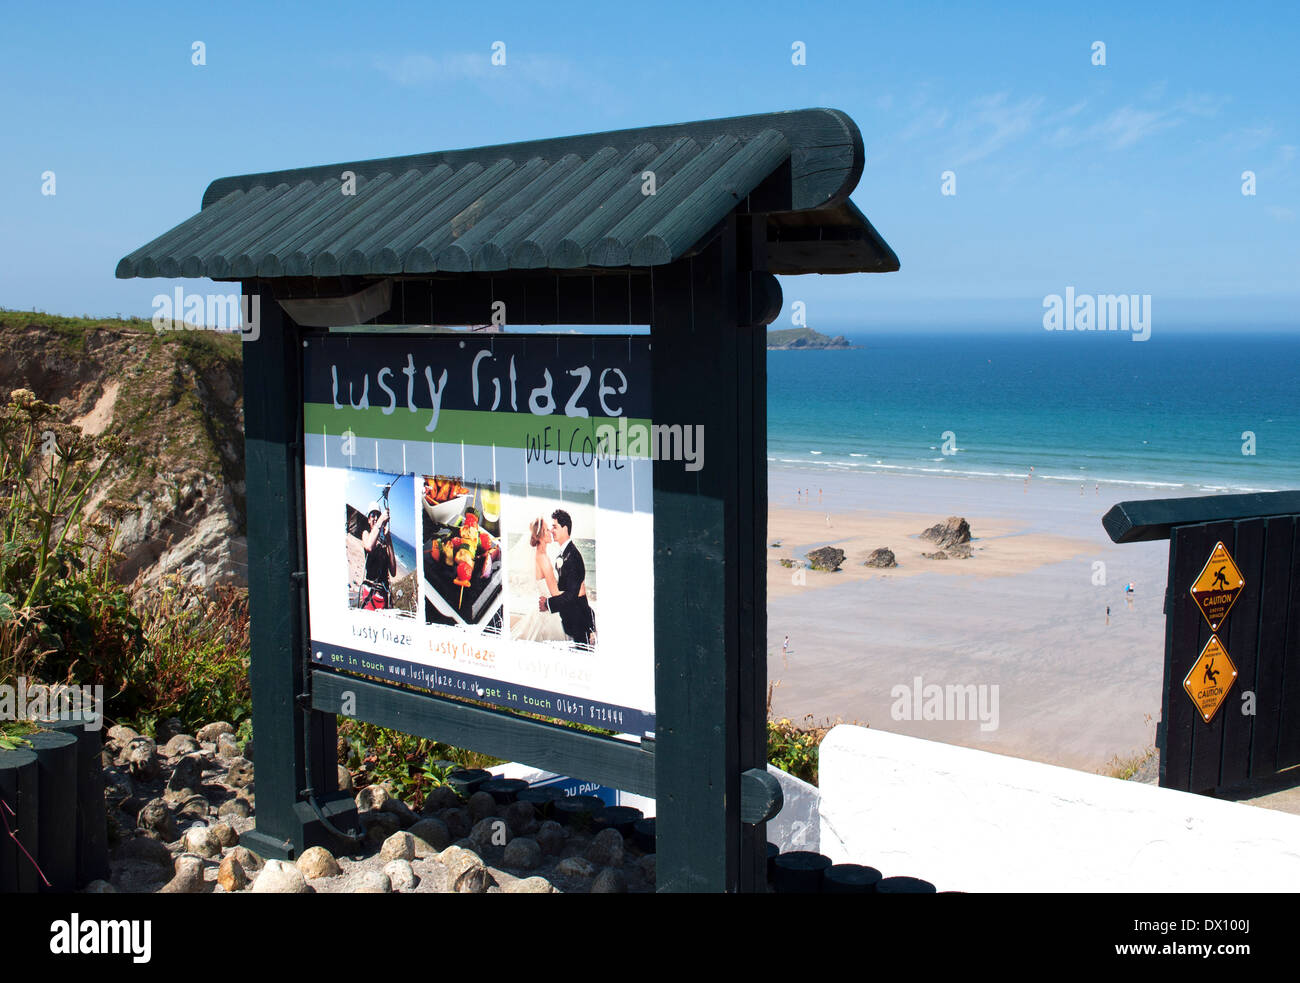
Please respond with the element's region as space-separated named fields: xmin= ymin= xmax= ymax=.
xmin=767 ymin=331 xmax=1300 ymax=493
xmin=390 ymin=535 xmax=418 ymax=575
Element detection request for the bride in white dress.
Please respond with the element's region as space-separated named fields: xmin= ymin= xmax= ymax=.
xmin=512 ymin=517 xmax=580 ymax=642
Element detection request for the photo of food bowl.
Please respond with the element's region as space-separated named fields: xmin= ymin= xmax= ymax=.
xmin=422 ymin=475 xmax=469 ymax=525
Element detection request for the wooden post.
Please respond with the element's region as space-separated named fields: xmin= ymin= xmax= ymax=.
xmin=0 ymin=748 xmax=39 ymax=893
xmin=651 ymin=219 xmax=769 ymax=891
xmin=239 ymin=285 xmax=354 ymax=860
xmin=28 ymin=730 xmax=76 ymax=892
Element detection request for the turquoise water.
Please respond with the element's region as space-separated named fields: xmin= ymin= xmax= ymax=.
xmin=390 ymin=535 xmax=417 ymax=575
xmin=767 ymin=332 xmax=1300 ymax=492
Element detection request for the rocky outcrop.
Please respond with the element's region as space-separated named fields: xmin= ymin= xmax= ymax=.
xmin=863 ymin=547 xmax=897 ymax=568
xmin=919 ymin=516 xmax=971 ymax=549
xmin=805 ymin=547 xmax=845 ymax=572
xmin=0 ymin=315 xmax=246 ymax=588
xmin=767 ymin=328 xmax=858 ymax=350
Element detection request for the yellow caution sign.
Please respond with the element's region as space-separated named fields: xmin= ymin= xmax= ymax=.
xmin=1189 ymin=541 xmax=1244 ymax=632
xmin=1183 ymin=635 xmax=1237 ymax=723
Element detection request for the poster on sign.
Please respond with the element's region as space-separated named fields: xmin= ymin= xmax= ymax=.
xmin=301 ymin=331 xmax=655 ymax=736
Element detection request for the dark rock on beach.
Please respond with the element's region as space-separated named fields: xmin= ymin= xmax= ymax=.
xmin=863 ymin=547 xmax=897 ymax=568
xmin=805 ymin=547 xmax=845 ymax=572
xmin=919 ymin=516 xmax=971 ymax=549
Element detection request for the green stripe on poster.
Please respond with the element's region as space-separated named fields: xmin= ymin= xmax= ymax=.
xmin=305 ymin=403 xmax=657 ymax=455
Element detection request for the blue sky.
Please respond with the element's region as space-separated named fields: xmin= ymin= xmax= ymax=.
xmin=2 ymin=0 xmax=1296 ymax=331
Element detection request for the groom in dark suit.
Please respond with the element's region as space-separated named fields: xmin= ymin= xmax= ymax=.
xmin=538 ymin=509 xmax=595 ymax=647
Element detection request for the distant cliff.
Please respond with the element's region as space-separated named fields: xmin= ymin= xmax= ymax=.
xmin=766 ymin=328 xmax=857 ymax=350
xmin=0 ymin=311 xmax=246 ymax=588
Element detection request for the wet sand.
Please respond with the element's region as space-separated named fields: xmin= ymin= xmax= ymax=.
xmin=767 ymin=468 xmax=1184 ymax=773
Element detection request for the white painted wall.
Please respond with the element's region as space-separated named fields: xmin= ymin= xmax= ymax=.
xmin=766 ymin=764 xmax=821 ymax=853
xmin=819 ymin=724 xmax=1300 ymax=892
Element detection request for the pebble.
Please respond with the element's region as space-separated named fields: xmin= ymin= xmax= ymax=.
xmin=502 ymin=837 xmax=541 ymax=870
xmin=354 ymin=870 xmax=391 ymax=894
xmin=379 ymin=831 xmax=415 ymax=862
xmin=555 ymin=856 xmax=596 ymax=879
xmin=363 ymin=812 xmax=401 ymax=846
xmin=159 ymin=854 xmax=207 ymax=894
xmin=225 ymin=757 xmax=254 ymax=788
xmin=384 ymin=859 xmax=417 ymax=891
xmin=467 ymin=790 xmax=497 ymax=822
xmin=382 ymin=796 xmax=419 ymax=828
xmin=217 ymin=855 xmax=249 ymax=892
xmin=106 ymin=724 xmax=139 ymax=749
xmin=162 ymin=734 xmax=199 ymax=757
xmin=504 ymin=800 xmax=538 ymax=835
xmin=438 ymin=807 xmax=471 ymax=840
xmin=422 ymin=784 xmax=461 ymax=813
xmin=182 ymin=824 xmax=221 ymax=859
xmin=297 ymin=846 xmax=341 ymax=879
xmin=336 ymin=765 xmax=355 ymax=793
xmin=216 ymin=733 xmax=240 ymax=759
xmin=356 ymin=785 xmax=389 ymax=813
xmin=217 ymin=796 xmax=252 ymax=819
xmin=84 ymin=880 xmax=117 ymax=894
xmin=505 ymin=876 xmax=556 ymax=894
xmin=196 ymin=722 xmax=234 ymax=743
xmin=469 ymin=817 xmax=510 ymax=850
xmin=252 ymin=859 xmax=310 ymax=894
xmin=168 ymin=752 xmax=207 ymax=792
xmin=226 ymin=845 xmax=264 ymax=874
xmin=586 ymin=828 xmax=624 ymax=867
xmin=591 ymin=868 xmax=628 ymax=893
xmin=408 ymin=818 xmax=450 ymax=854
xmin=126 ymin=739 xmax=161 ymax=781
xmin=176 ymin=795 xmax=211 ymax=825
xmin=535 ymin=820 xmax=566 ymax=856
xmin=210 ymin=822 xmax=239 ymax=849
xmin=137 ymin=798 xmax=177 ymax=842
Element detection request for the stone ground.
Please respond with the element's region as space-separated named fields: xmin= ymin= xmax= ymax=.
xmin=95 ymin=718 xmax=654 ymax=894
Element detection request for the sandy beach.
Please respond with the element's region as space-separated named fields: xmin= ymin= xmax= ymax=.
xmin=767 ymin=468 xmax=1179 ymax=773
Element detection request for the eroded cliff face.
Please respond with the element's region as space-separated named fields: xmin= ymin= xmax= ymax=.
xmin=0 ymin=314 xmax=248 ymax=587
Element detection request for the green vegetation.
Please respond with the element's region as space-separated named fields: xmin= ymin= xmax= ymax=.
xmin=0 ymin=386 xmax=250 ymax=736
xmin=338 ymin=719 xmax=502 ymax=810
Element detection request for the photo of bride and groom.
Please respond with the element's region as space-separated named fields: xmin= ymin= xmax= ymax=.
xmin=510 ymin=507 xmax=597 ymax=651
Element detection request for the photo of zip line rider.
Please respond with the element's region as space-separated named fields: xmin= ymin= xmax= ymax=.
xmin=345 ymin=470 xmax=417 ymax=617
xmin=360 ymin=500 xmax=396 ymax=609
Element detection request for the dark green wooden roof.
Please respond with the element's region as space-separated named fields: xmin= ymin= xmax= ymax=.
xmin=116 ymin=108 xmax=897 ymax=280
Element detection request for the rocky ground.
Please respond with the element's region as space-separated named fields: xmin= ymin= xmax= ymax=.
xmin=93 ymin=719 xmax=655 ymax=894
